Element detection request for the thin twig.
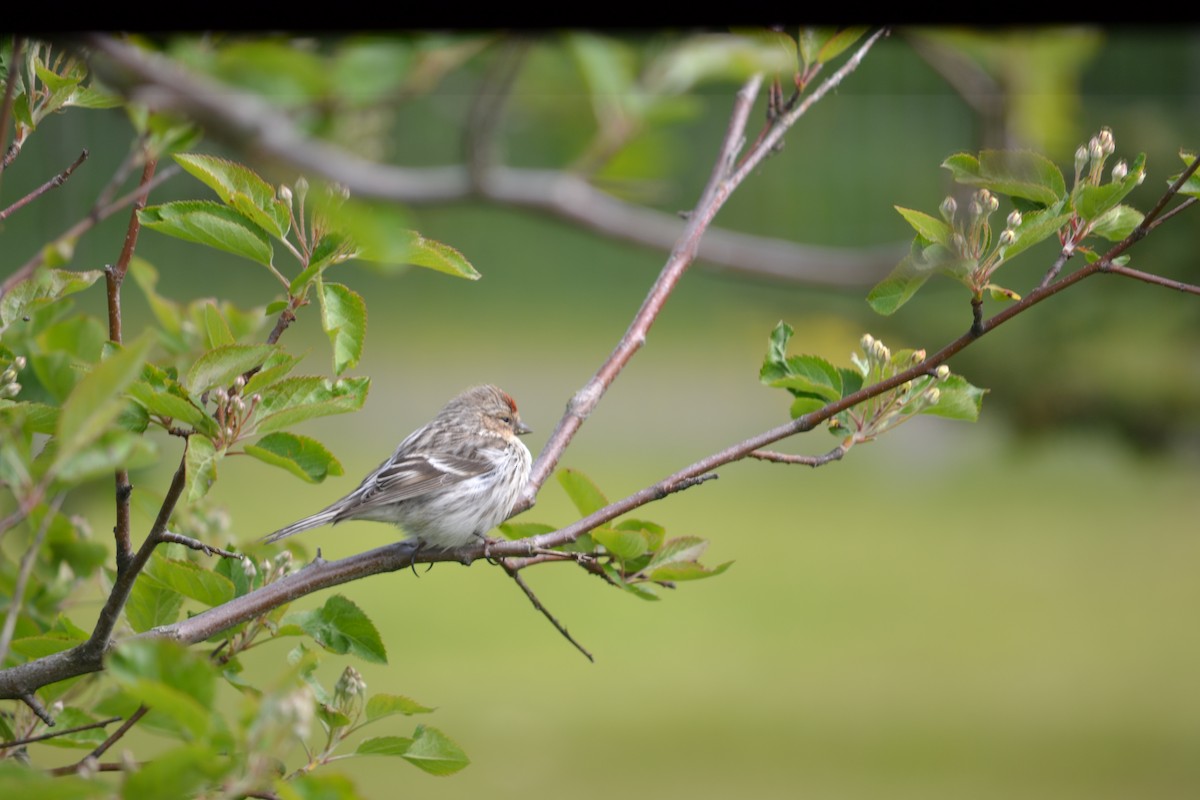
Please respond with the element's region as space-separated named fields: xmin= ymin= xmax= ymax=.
xmin=1103 ymin=264 xmax=1200 ymax=295
xmin=160 ymin=532 xmax=242 ymax=559
xmin=522 ymin=29 xmax=887 ymax=507
xmin=21 ymin=693 xmax=54 ymax=726
xmin=499 ymin=561 xmax=594 ymax=662
xmin=1038 ymin=249 xmax=1072 ymax=289
xmin=47 ymin=760 xmax=142 ymax=777
xmin=0 ymin=148 xmax=88 ymax=221
xmin=0 ymin=165 xmax=179 ymax=300
xmin=465 ymin=37 xmax=529 ymax=185
xmin=0 ymin=715 xmax=121 ymax=749
xmin=86 ymin=704 xmax=148 ymax=761
xmin=749 ymin=444 xmax=849 ymax=467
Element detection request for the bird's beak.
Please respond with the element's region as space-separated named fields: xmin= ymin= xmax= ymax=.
xmin=516 ymin=420 xmax=533 ymax=436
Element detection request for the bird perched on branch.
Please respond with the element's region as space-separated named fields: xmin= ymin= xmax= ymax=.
xmin=262 ymin=384 xmax=532 ymax=551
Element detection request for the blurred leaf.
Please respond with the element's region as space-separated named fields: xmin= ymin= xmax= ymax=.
xmin=33 ymin=707 xmax=110 ymax=750
xmin=366 ymin=693 xmax=435 ymax=721
xmin=285 ymin=594 xmax=387 ymax=664
xmin=107 ymin=639 xmax=218 ymax=741
xmin=319 ymin=282 xmax=366 ymax=375
xmin=139 ymin=201 xmax=274 ymax=268
xmin=129 ymin=364 xmax=216 ymax=436
xmin=126 ymin=574 xmax=184 ymax=633
xmin=645 ymin=535 xmax=708 ymax=572
xmin=53 ymin=330 xmax=155 ymax=468
xmin=144 ymin=551 xmax=236 ymax=606
xmin=942 ymin=150 xmax=1066 ymax=205
xmin=289 ymin=232 xmax=355 ymax=294
xmin=185 ymin=343 xmax=276 ymax=394
xmin=53 ymin=427 xmax=158 ymax=483
xmin=998 ymin=205 xmax=1070 ymax=262
xmin=121 ymin=743 xmax=227 ymax=800
xmin=397 ymin=230 xmax=480 ymax=280
xmin=202 ymin=303 xmax=235 ymax=348
xmin=648 ymin=560 xmax=732 ymax=582
xmin=357 ymin=735 xmax=414 ymax=756
xmin=497 ymin=521 xmax=556 ymax=540
xmin=1089 ymin=204 xmax=1144 ymax=241
xmin=0 ymin=268 xmax=104 ymax=331
xmin=242 ymin=351 xmax=302 ymax=397
xmin=557 ymin=468 xmax=608 ymax=516
xmin=185 ymin=434 xmax=219 ymax=503
xmin=244 ymin=431 xmax=344 ymax=483
xmin=922 ymin=374 xmax=987 ymax=422
xmin=593 ymin=527 xmax=648 ymax=561
xmin=1172 ymin=150 xmax=1200 ymax=197
xmin=894 ymin=206 xmax=952 ymax=245
xmin=402 ymin=725 xmax=469 ymax=776
xmin=0 ymin=761 xmax=100 ymax=799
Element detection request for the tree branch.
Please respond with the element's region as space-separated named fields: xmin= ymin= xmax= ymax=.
xmin=0 ymin=149 xmax=88 ymax=221
xmin=80 ymin=33 xmax=897 ymax=289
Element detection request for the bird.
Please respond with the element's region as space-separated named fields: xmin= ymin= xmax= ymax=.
xmin=261 ymin=384 xmax=533 ymax=552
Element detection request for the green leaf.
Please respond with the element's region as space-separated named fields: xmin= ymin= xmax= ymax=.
xmin=126 ymin=575 xmax=184 ymax=633
xmin=648 ymin=560 xmax=733 ymax=582
xmin=173 ymin=153 xmax=290 ymax=239
xmin=997 ymin=206 xmax=1071 ymax=262
xmin=144 ymin=551 xmax=236 ymax=606
xmin=53 ymin=427 xmax=158 ymax=483
xmin=202 ymin=302 xmax=235 ymax=348
xmin=107 ymin=640 xmax=218 ymax=741
xmin=0 ymin=761 xmax=100 ymax=798
xmin=139 ymin=200 xmax=274 ymax=268
xmin=866 ymin=251 xmax=932 ymax=315
xmin=285 ymin=594 xmax=388 ymax=664
xmin=557 ymin=468 xmax=608 ymax=516
xmin=766 ymin=355 xmax=842 ymax=402
xmin=244 ymin=431 xmax=344 ymax=483
xmin=398 ymin=230 xmax=480 ymax=280
xmin=942 ymin=150 xmax=1066 ymax=205
xmin=252 ymin=376 xmax=370 ymax=435
xmin=894 ymin=206 xmax=952 ymax=245
xmin=817 ymin=26 xmax=870 ymax=62
xmin=319 ymin=282 xmax=366 ymax=375
xmin=357 ymin=735 xmax=415 ymax=756
xmin=128 ymin=364 xmax=216 ymax=436
xmin=1074 ymin=152 xmax=1146 ymax=221
xmin=366 ymin=693 xmax=435 ymax=720
xmin=497 ymin=521 xmax=556 ymax=541
xmin=1173 ymin=150 xmax=1200 ymax=198
xmin=922 ymin=375 xmax=987 ymax=422
xmin=1089 ymin=204 xmax=1144 ymax=241
xmin=185 ymin=343 xmax=276 ymax=394
xmin=289 ymin=232 xmax=355 ymax=294
xmin=0 ymin=268 xmax=104 ymax=329
xmin=593 ymin=527 xmax=649 ymax=562
xmin=36 ymin=708 xmax=111 ymax=750
xmin=402 ymin=725 xmax=470 ymax=776
xmin=53 ymin=330 xmax=155 ymax=468
xmin=985 ymin=284 xmax=1021 ymax=303
xmin=122 ymin=743 xmax=227 ymax=800
xmin=645 ymin=535 xmax=708 ymax=571
xmin=241 ymin=351 xmax=302 ymax=397
xmin=185 ymin=434 xmax=219 ymax=503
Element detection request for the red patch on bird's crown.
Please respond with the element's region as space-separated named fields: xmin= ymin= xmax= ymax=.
xmin=501 ymin=391 xmax=518 ymax=412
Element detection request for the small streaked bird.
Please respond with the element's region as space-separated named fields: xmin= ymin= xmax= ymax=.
xmin=262 ymin=385 xmax=532 ymax=551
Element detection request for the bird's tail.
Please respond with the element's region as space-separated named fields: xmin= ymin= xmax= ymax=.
xmin=261 ymin=506 xmax=342 ymax=545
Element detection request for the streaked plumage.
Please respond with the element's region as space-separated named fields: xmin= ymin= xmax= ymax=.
xmin=262 ymin=385 xmax=532 ymax=550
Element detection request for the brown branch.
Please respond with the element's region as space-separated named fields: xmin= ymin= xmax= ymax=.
xmin=48 ymin=760 xmax=141 ymax=777
xmin=107 ymin=155 xmax=158 ymax=571
xmin=21 ymin=693 xmax=54 ymax=726
xmin=0 ymin=37 xmax=25 ymax=175
xmin=1103 ymin=264 xmax=1200 ymax=295
xmin=160 ymin=532 xmax=242 ymax=559
xmin=81 ymin=33 xmax=895 ymax=288
xmin=498 ymin=560 xmax=594 ymax=662
xmin=86 ymin=704 xmax=148 ymax=761
xmin=0 ymin=148 xmax=88 ymax=221
xmin=0 ymin=715 xmax=121 ymax=749
xmin=521 ymin=29 xmax=888 ymax=508
xmin=749 ymin=444 xmax=849 ymax=467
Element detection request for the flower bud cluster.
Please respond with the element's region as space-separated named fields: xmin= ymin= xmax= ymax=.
xmin=1 ymin=355 xmax=26 ymax=398
xmin=842 ymin=335 xmax=955 ymax=442
xmin=213 ymin=374 xmax=261 ymax=449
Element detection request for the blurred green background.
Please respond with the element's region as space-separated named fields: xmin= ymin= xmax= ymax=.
xmin=7 ymin=28 xmax=1200 ymax=798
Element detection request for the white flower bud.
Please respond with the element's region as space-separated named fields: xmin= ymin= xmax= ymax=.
xmin=968 ymin=201 xmax=983 ymax=219
xmin=1074 ymin=145 xmax=1089 ymax=174
xmin=911 ymin=349 xmax=926 ymax=365
xmin=279 ymin=184 xmax=293 ymax=204
xmin=936 ymin=365 xmax=951 ymax=380
xmin=925 ymin=388 xmax=940 ymax=405
xmin=1006 ymin=210 xmax=1022 ymax=229
xmin=1111 ymin=160 xmax=1128 ymax=182
xmin=1089 ymin=136 xmax=1104 ymax=161
xmin=242 ymin=557 xmax=257 ymax=579
xmin=999 ymin=229 xmax=1016 ymax=246
xmin=1098 ymin=127 xmax=1115 ymax=155
xmin=1 ymin=367 xmax=15 ymax=383
xmin=13 ymin=356 xmax=24 ymax=370
xmin=234 ymin=375 xmax=246 ymax=391
xmin=940 ymin=196 xmax=957 ymax=221
xmin=860 ymin=334 xmax=875 ymax=352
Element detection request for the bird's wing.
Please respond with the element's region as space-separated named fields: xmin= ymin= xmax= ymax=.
xmin=336 ymin=452 xmax=493 ymax=518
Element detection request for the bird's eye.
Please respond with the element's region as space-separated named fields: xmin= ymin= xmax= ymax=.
xmin=499 ymin=415 xmax=512 ymax=424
